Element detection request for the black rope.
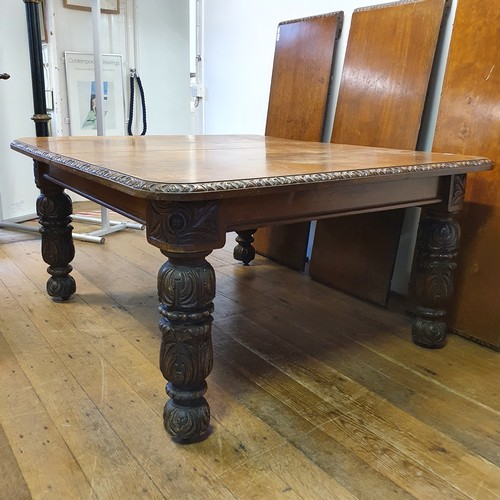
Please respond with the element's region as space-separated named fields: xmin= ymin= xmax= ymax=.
xmin=127 ymin=69 xmax=147 ymax=136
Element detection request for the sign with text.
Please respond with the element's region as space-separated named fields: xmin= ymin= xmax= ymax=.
xmin=65 ymin=52 xmax=125 ymax=136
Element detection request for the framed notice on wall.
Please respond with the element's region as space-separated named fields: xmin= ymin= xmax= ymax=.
xmin=65 ymin=52 xmax=125 ymax=136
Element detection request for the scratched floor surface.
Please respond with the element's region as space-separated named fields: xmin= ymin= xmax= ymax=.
xmin=0 ymin=203 xmax=499 ymax=499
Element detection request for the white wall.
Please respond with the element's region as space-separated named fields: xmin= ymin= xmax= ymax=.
xmin=46 ymin=0 xmax=129 ymax=137
xmin=46 ymin=0 xmax=191 ymax=136
xmin=0 ymin=1 xmax=40 ymax=221
xmin=135 ymin=0 xmax=191 ymax=135
xmin=1 ymin=0 xmax=193 ymax=218
xmin=202 ymin=0 xmax=394 ymax=135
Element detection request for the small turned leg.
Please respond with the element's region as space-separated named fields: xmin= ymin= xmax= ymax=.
xmin=234 ymin=229 xmax=257 ymax=265
xmin=411 ymin=208 xmax=460 ymax=348
xmin=158 ymin=251 xmax=215 ymax=443
xmin=36 ymin=182 xmax=76 ymax=300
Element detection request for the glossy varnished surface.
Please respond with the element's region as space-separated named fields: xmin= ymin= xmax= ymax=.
xmin=311 ymin=0 xmax=450 ymax=306
xmin=330 ymin=0 xmax=448 ymax=148
xmin=433 ymin=0 xmax=500 ymax=349
xmin=11 ymin=135 xmax=490 ymax=199
xmin=265 ymin=12 xmax=342 ymax=141
xmin=256 ymin=11 xmax=343 ymax=270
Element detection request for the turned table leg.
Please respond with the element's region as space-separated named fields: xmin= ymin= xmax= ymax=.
xmin=35 ymin=168 xmax=76 ymax=300
xmin=233 ymin=229 xmax=257 ymax=265
xmin=411 ymin=207 xmax=460 ymax=348
xmin=158 ymin=251 xmax=215 ymax=442
xmin=146 ymin=199 xmax=225 ymax=442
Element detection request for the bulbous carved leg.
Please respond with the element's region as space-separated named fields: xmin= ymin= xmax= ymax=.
xmin=411 ymin=209 xmax=460 ymax=348
xmin=234 ymin=229 xmax=257 ymax=265
xmin=36 ymin=182 xmax=76 ymax=300
xmin=158 ymin=251 xmax=215 ymax=442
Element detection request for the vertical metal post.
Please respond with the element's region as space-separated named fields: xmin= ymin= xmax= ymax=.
xmin=91 ymin=0 xmax=106 ymax=136
xmin=91 ymin=0 xmax=111 ymax=231
xmin=23 ymin=0 xmax=51 ymax=137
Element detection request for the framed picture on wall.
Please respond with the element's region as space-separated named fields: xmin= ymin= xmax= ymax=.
xmin=65 ymin=52 xmax=125 ymax=136
xmin=63 ymin=0 xmax=120 ymax=15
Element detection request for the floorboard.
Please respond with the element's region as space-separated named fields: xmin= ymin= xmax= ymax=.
xmin=0 ymin=205 xmax=498 ymax=499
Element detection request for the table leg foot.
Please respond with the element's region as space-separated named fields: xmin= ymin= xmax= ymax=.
xmin=36 ymin=182 xmax=76 ymax=301
xmin=158 ymin=252 xmax=215 ymax=443
xmin=164 ymin=384 xmax=210 ymax=443
xmin=234 ymin=229 xmax=257 ymax=265
xmin=411 ymin=208 xmax=460 ymax=348
xmin=412 ymin=315 xmax=447 ymax=348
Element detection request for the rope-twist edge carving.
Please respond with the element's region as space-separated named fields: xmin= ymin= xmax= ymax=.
xmin=11 ymin=140 xmax=491 ymax=196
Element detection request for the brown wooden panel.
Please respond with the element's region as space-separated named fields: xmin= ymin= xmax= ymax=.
xmin=253 ymin=224 xmax=310 ymax=271
xmin=309 ymin=211 xmax=405 ymax=304
xmin=264 ymin=13 xmax=343 ymax=141
xmin=432 ymin=0 xmax=500 ymax=349
xmin=253 ymin=12 xmax=343 ymax=271
xmin=310 ymin=0 xmax=449 ymax=306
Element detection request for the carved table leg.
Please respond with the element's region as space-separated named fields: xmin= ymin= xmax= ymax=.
xmin=158 ymin=251 xmax=215 ymax=442
xmin=233 ymin=229 xmax=257 ymax=265
xmin=35 ymin=170 xmax=76 ymax=300
xmin=411 ymin=208 xmax=460 ymax=348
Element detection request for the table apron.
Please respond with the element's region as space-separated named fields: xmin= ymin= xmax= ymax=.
xmin=222 ymin=176 xmax=442 ymax=231
xmin=42 ymin=165 xmax=148 ymax=223
xmin=40 ymin=163 xmax=449 ymax=242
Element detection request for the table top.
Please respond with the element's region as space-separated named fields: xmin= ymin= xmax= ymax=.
xmin=12 ymin=135 xmax=492 ymax=199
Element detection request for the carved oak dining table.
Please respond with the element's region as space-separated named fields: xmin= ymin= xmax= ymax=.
xmin=11 ymin=134 xmax=492 ymax=443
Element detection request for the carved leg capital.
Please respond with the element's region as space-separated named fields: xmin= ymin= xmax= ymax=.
xmin=158 ymin=251 xmax=215 ymax=442
xmin=411 ymin=209 xmax=460 ymax=348
xmin=36 ymin=181 xmax=76 ymax=300
xmin=234 ymin=229 xmax=257 ymax=265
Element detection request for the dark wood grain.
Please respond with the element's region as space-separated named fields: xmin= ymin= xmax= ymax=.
xmin=432 ymin=0 xmax=500 ymax=350
xmin=310 ymin=0 xmax=449 ymax=306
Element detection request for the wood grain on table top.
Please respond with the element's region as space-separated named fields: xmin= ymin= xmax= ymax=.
xmin=12 ymin=135 xmax=492 ymax=195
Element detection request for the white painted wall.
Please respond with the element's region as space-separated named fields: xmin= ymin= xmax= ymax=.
xmin=0 ymin=0 xmax=193 ymax=217
xmin=135 ymin=0 xmax=191 ymax=135
xmin=0 ymin=1 xmax=40 ymax=221
xmin=44 ymin=0 xmax=192 ymax=137
xmin=202 ymin=0 xmax=397 ymax=135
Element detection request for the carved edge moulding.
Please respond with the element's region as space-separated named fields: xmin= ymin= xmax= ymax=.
xmin=10 ymin=141 xmax=491 ymax=196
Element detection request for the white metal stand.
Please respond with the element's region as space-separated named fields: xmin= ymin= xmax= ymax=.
xmin=64 ymin=1 xmax=143 ymax=241
xmin=72 ymin=207 xmax=144 ymax=239
xmin=0 ymin=220 xmax=103 ymax=243
xmin=0 ymin=207 xmax=144 ymax=244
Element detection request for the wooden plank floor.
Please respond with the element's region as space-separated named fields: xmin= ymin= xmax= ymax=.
xmin=1 ymin=204 xmax=499 ymax=499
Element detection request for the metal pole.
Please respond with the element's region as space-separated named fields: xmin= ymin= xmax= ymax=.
xmin=23 ymin=0 xmax=50 ymax=136
xmin=92 ymin=0 xmax=112 ymax=234
xmin=91 ymin=0 xmax=106 ymax=136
